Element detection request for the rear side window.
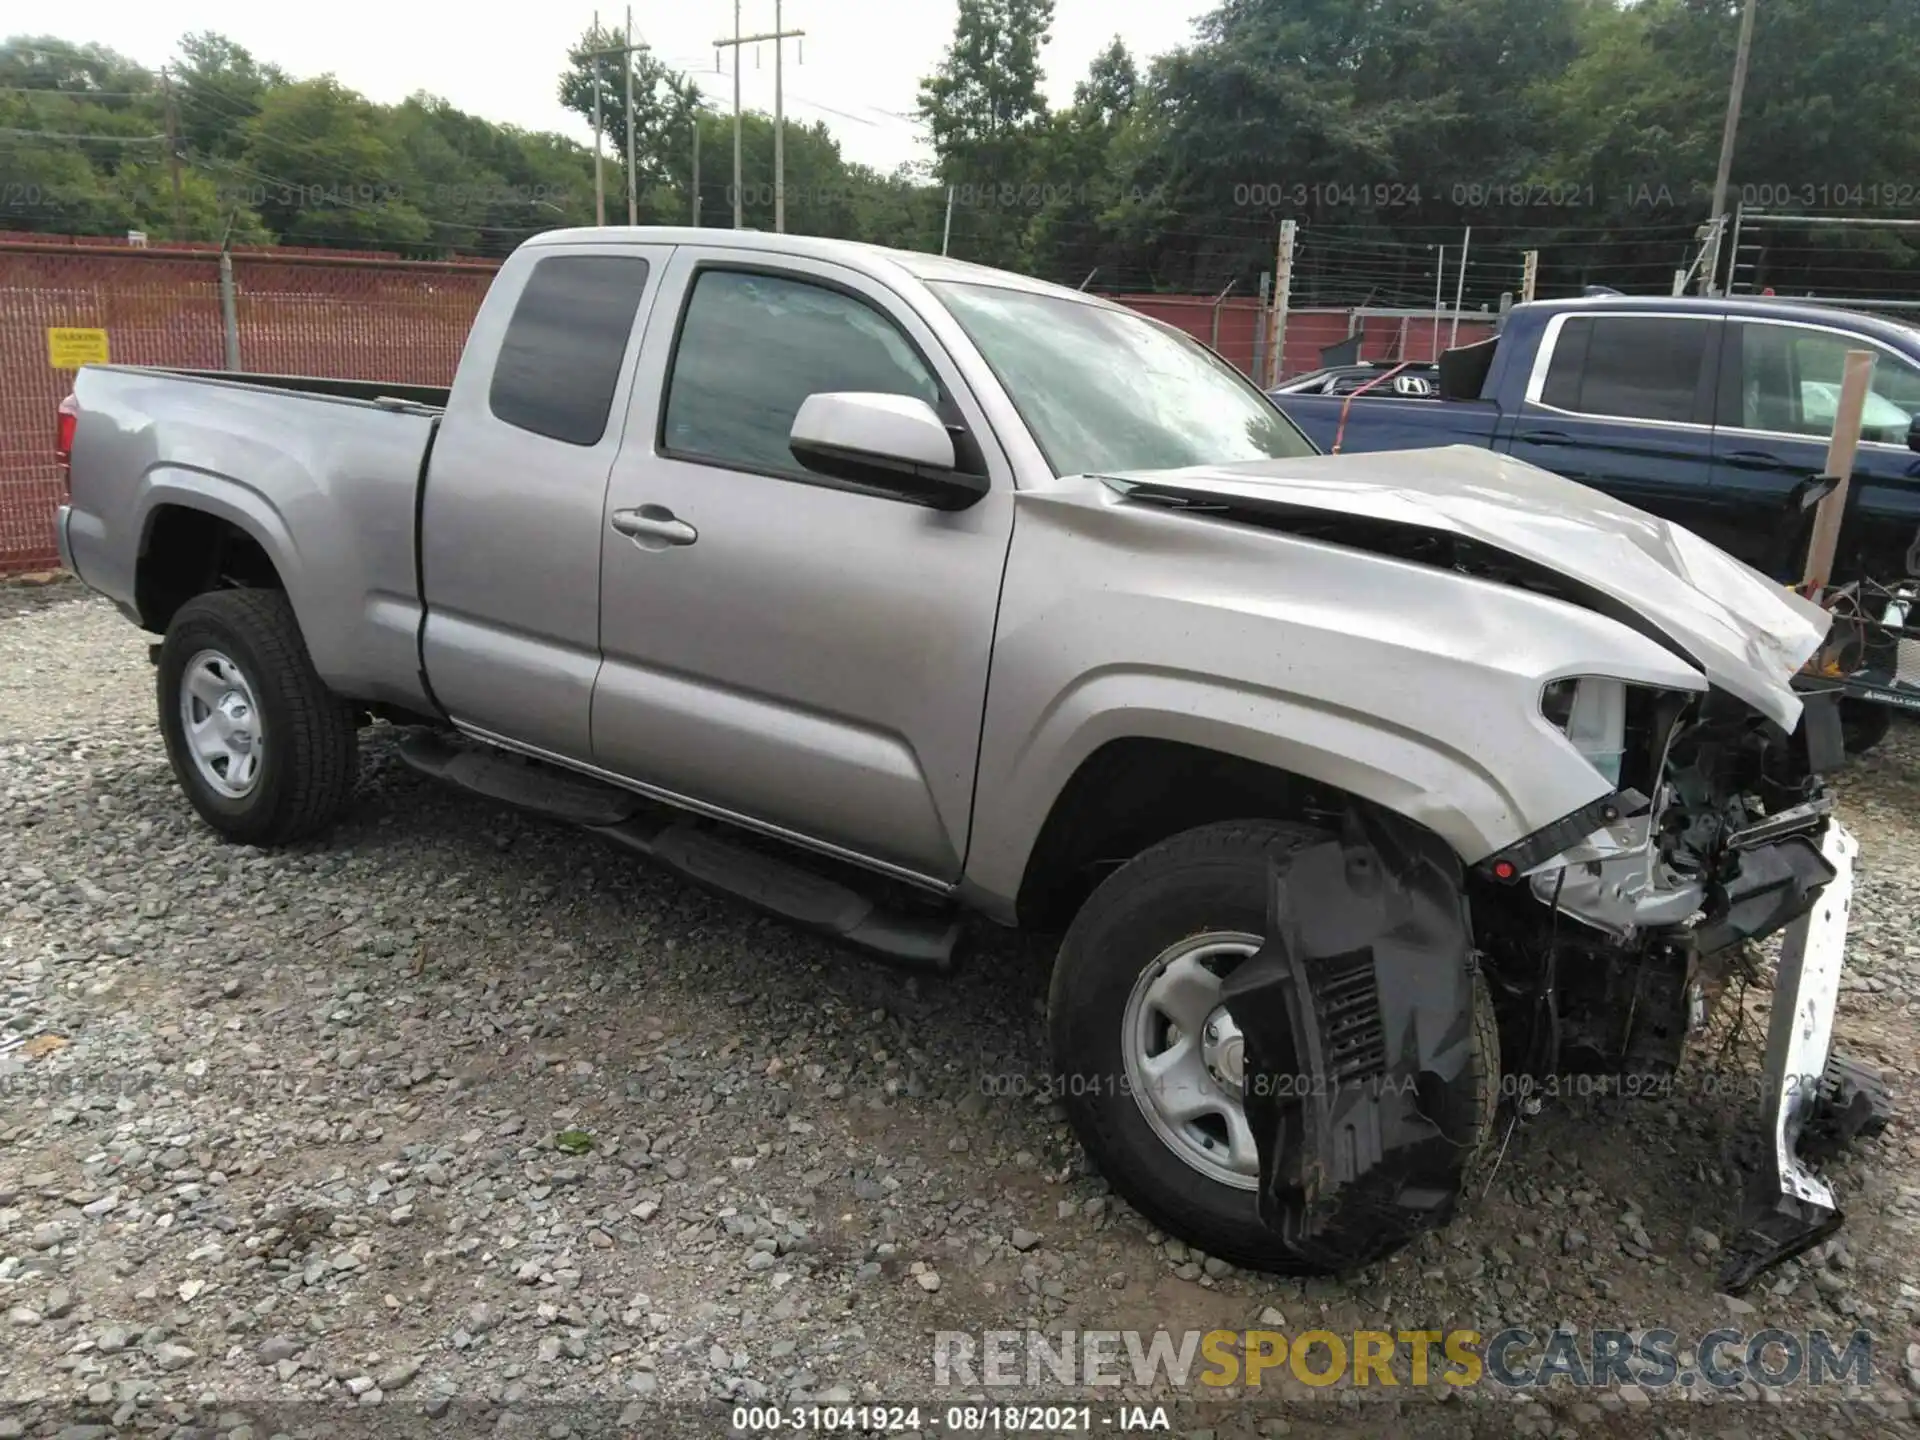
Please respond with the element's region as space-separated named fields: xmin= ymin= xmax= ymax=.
xmin=1539 ymin=316 xmax=1711 ymax=423
xmin=490 ymin=255 xmax=650 ymax=445
xmin=662 ymin=268 xmax=939 ymax=476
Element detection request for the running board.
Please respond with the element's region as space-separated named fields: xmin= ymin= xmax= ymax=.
xmin=396 ymin=733 xmax=960 ymax=973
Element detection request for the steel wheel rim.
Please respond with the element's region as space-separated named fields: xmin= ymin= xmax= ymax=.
xmin=179 ymin=649 xmax=265 ymax=799
xmin=1121 ymin=931 xmax=1263 ymax=1192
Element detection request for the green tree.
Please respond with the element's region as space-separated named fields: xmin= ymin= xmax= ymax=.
xmin=172 ymin=32 xmax=282 ymax=163
xmin=557 ymin=21 xmax=700 ymax=210
xmin=236 ymin=77 xmax=433 ymax=249
xmin=918 ymin=0 xmax=1057 ymax=268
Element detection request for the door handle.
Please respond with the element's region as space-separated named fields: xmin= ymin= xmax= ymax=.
xmin=1723 ymin=450 xmax=1784 ymax=470
xmin=1521 ymin=430 xmax=1572 ymax=444
xmin=611 ymin=505 xmax=698 ymax=547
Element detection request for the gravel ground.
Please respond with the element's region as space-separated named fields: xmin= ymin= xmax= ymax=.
xmin=1 ymin=577 xmax=1918 ymax=1440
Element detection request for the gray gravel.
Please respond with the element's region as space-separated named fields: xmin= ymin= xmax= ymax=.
xmin=1 ymin=579 xmax=1918 ymax=1439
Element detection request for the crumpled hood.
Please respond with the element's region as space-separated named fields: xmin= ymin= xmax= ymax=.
xmin=1103 ymin=444 xmax=1830 ymax=731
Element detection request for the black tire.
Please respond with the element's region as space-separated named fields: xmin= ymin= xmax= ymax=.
xmin=1839 ymin=699 xmax=1893 ymax=757
xmin=1048 ymin=819 xmax=1499 ymax=1274
xmin=157 ymin=588 xmax=358 ymax=845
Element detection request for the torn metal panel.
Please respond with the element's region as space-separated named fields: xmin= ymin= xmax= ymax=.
xmin=1719 ymin=821 xmax=1858 ymax=1293
xmin=1100 ymin=445 xmax=1829 ymax=731
xmin=1220 ymin=810 xmax=1483 ymax=1269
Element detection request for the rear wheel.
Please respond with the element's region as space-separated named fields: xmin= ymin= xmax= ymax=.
xmin=157 ymin=589 xmax=358 ymax=845
xmin=1048 ymin=819 xmax=1498 ymax=1273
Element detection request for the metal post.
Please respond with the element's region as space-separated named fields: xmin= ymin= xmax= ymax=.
xmin=1267 ymin=219 xmax=1296 ymax=387
xmin=941 ymin=184 xmax=954 ymax=256
xmin=218 ymin=245 xmax=241 ymax=371
xmin=1431 ymin=245 xmax=1446 ymax=360
xmin=624 ymin=6 xmax=637 ymax=227
xmin=1449 ymin=226 xmax=1472 ymax=351
xmin=774 ymin=0 xmax=785 ymax=232
xmin=1726 ymin=201 xmax=1746 ymax=293
xmin=691 ymin=119 xmax=702 ymax=226
xmin=1210 ymin=278 xmax=1237 ymax=351
xmin=732 ymin=0 xmax=743 ymax=228
xmin=592 ymin=12 xmax=605 ymax=227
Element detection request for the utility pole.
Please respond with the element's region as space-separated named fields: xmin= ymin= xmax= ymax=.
xmin=625 ymin=5 xmax=638 ymax=226
xmin=1706 ymin=0 xmax=1758 ymax=294
xmin=691 ymin=118 xmax=702 ymax=226
xmin=713 ymin=2 xmax=805 ymax=230
xmin=1711 ymin=0 xmax=1759 ymax=229
xmin=592 ymin=10 xmax=605 ymax=226
xmin=1449 ymin=225 xmax=1472 ymax=351
xmin=584 ymin=24 xmax=657 ymax=228
xmin=160 ymin=66 xmax=184 ymax=241
xmin=1267 ymin=219 xmax=1296 ymax=388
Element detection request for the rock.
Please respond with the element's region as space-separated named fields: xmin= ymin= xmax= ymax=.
xmin=151 ymin=1342 xmax=199 ymax=1371
xmin=258 ymin=1335 xmax=302 ymax=1364
xmin=96 ymin=1325 xmax=131 ymax=1354
xmin=377 ymin=1358 xmax=420 ymax=1391
xmin=1010 ymin=1228 xmax=1042 ymax=1253
xmin=7 ymin=1306 xmax=42 ymax=1326
xmin=29 ymin=1223 xmax=62 ymax=1251
xmin=42 ymin=1286 xmax=73 ymax=1319
xmin=916 ymin=1270 xmax=942 ymax=1293
xmin=1719 ymin=1294 xmax=1756 ymax=1317
xmin=1688 ymin=1227 xmax=1722 ymax=1255
xmin=346 ymin=1375 xmax=377 ymax=1396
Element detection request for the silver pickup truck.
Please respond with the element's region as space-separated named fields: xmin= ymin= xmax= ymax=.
xmin=55 ymin=227 xmax=1888 ymax=1288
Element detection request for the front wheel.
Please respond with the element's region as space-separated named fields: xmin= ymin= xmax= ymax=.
xmin=157 ymin=589 xmax=359 ymax=845
xmin=1048 ymin=819 xmax=1498 ymax=1273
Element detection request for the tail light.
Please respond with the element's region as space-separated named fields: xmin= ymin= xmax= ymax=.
xmin=56 ymin=393 xmax=78 ymax=498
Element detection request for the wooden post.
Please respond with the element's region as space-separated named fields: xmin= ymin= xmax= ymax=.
xmin=1801 ymin=349 xmax=1877 ymax=597
xmin=1521 ymin=249 xmax=1539 ymax=304
xmin=1266 ymin=220 xmax=1296 ymax=388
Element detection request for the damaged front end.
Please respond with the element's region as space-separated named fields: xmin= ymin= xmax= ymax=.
xmin=1472 ymin=682 xmax=1892 ymax=1293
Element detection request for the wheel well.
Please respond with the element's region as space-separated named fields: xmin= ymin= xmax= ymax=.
xmin=136 ymin=507 xmax=283 ymax=633
xmin=1014 ymin=739 xmax=1360 ymax=932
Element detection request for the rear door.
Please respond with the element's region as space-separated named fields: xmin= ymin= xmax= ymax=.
xmin=420 ymin=242 xmax=670 ymax=760
xmin=1711 ymin=317 xmax=1920 ymax=579
xmin=1503 ymin=312 xmax=1729 ymax=546
xmin=588 ymin=249 xmax=1017 ymax=884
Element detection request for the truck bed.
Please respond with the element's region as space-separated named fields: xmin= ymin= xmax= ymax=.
xmin=63 ymin=363 xmax=442 ymax=713
xmin=1275 ymin=392 xmax=1502 ymax=454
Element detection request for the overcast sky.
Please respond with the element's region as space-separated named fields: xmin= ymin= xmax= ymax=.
xmin=43 ymin=0 xmax=1214 ymax=172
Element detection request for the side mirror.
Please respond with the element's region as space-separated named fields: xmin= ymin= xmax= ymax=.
xmin=789 ymin=392 xmax=987 ymax=512
xmin=1907 ymin=413 xmax=1920 ymax=454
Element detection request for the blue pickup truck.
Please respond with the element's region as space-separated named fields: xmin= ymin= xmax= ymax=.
xmin=1271 ymin=295 xmax=1920 ymax=589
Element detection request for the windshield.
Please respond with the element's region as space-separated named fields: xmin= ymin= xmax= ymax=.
xmin=929 ymin=281 xmax=1317 ymax=476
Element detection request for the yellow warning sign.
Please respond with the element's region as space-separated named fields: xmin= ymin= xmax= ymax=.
xmin=47 ymin=327 xmax=109 ymax=369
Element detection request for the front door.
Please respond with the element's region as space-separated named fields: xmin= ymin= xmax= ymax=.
xmin=590 ymin=250 xmax=1016 ymax=883
xmin=1711 ymin=318 xmax=1920 ymax=581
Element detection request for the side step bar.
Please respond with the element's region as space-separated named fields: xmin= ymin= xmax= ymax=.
xmin=397 ymin=733 xmax=960 ymax=973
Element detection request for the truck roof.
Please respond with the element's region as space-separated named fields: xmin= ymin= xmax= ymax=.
xmin=520 ymin=225 xmax=1108 ymax=306
xmin=1519 ymin=292 xmax=1920 ymax=348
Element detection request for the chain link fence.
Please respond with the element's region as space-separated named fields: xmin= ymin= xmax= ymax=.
xmin=0 ymin=240 xmax=497 ymax=574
